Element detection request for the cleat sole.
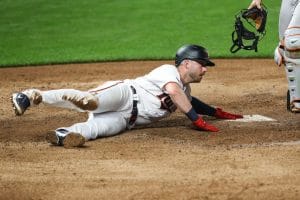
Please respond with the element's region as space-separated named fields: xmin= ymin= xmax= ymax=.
xmin=63 ymin=133 xmax=85 ymax=148
xmin=11 ymin=93 xmax=24 ymax=116
xmin=45 ymin=131 xmax=85 ymax=148
xmin=45 ymin=131 xmax=60 ymax=146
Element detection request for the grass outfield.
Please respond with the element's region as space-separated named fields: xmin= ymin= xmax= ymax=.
xmin=0 ymin=0 xmax=281 ymax=67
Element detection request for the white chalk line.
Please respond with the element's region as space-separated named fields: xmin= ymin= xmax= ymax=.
xmin=227 ymin=114 xmax=276 ymax=122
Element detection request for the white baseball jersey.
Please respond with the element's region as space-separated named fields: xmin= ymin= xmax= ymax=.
xmin=130 ymin=64 xmax=191 ymax=122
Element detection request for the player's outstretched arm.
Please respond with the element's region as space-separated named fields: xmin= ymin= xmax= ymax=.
xmin=191 ymin=96 xmax=243 ymax=119
xmin=214 ymin=108 xmax=243 ymax=119
xmin=191 ymin=96 xmax=216 ymax=116
xmin=164 ymin=82 xmax=218 ymax=132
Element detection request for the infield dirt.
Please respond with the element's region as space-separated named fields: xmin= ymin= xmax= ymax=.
xmin=0 ymin=59 xmax=299 ymax=200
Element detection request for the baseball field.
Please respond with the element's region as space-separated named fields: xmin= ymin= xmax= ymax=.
xmin=1 ymin=0 xmax=300 ymax=200
xmin=1 ymin=59 xmax=300 ymax=199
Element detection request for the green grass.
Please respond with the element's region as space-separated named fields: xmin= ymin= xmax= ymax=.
xmin=0 ymin=0 xmax=281 ymax=67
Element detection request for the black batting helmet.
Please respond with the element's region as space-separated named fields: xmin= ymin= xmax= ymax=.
xmin=175 ymin=44 xmax=215 ymax=67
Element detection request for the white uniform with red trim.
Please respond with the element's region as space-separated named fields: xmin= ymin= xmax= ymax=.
xmin=25 ymin=64 xmax=191 ymax=140
xmin=275 ymin=0 xmax=300 ymax=111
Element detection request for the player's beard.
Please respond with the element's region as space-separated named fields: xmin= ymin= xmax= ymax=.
xmin=190 ymin=73 xmax=204 ymax=83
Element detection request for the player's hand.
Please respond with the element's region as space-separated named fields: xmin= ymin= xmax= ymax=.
xmin=274 ymin=45 xmax=284 ymax=67
xmin=214 ymin=108 xmax=243 ymax=120
xmin=193 ymin=117 xmax=219 ymax=132
xmin=248 ymin=0 xmax=262 ymax=10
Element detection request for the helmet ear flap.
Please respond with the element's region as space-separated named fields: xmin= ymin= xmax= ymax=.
xmin=175 ymin=57 xmax=183 ymax=67
xmin=175 ymin=58 xmax=188 ymax=67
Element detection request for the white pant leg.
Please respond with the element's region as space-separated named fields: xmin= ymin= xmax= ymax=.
xmin=289 ymin=1 xmax=300 ymax=26
xmin=91 ymin=82 xmax=132 ymax=114
xmin=25 ymin=82 xmax=133 ymax=114
xmin=53 ymin=83 xmax=134 ymax=140
xmin=41 ymin=89 xmax=98 ymax=112
xmin=282 ymin=1 xmax=300 ymax=110
xmin=279 ymin=0 xmax=299 ymax=40
xmin=56 ymin=112 xmax=127 ymax=140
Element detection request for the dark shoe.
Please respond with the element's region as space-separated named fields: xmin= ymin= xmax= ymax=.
xmin=287 ymin=90 xmax=300 ymax=113
xmin=11 ymin=93 xmax=30 ymax=116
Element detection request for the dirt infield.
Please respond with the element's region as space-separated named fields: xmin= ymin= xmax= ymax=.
xmin=0 ymin=59 xmax=299 ymax=200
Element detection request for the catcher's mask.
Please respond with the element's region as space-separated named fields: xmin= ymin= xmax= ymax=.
xmin=230 ymin=5 xmax=267 ymax=53
xmin=175 ymin=44 xmax=215 ymax=67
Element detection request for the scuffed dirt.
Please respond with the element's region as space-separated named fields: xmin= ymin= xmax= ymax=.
xmin=0 ymin=59 xmax=299 ymax=200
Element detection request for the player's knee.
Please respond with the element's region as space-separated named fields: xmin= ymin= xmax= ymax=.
xmin=81 ymin=95 xmax=99 ymax=111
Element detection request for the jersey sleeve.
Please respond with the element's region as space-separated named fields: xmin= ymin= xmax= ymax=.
xmin=145 ymin=64 xmax=182 ymax=91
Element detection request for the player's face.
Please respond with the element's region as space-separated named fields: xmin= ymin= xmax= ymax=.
xmin=188 ymin=60 xmax=207 ymax=83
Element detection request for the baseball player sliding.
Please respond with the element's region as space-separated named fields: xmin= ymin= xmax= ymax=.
xmin=11 ymin=44 xmax=243 ymax=148
xmin=249 ymin=0 xmax=300 ymax=112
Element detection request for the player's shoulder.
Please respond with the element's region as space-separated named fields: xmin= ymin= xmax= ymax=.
xmin=149 ymin=64 xmax=178 ymax=77
xmin=159 ymin=64 xmax=176 ymax=69
xmin=154 ymin=64 xmax=177 ymax=72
